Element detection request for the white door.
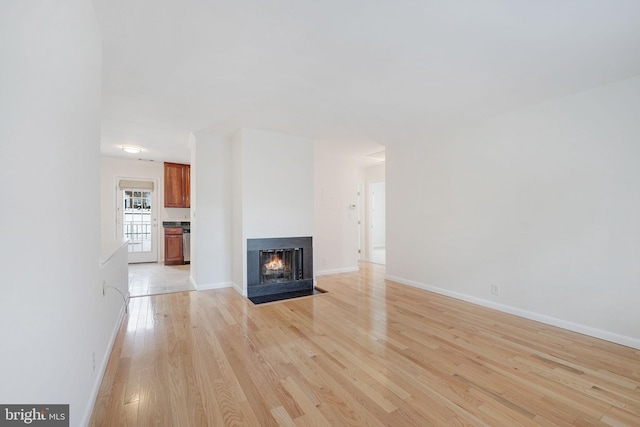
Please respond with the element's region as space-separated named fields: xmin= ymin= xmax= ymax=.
xmin=369 ymin=181 xmax=386 ymax=265
xmin=118 ymin=187 xmax=158 ymax=263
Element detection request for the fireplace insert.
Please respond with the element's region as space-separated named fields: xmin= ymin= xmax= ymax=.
xmin=259 ymin=248 xmax=303 ymax=284
xmin=247 ymin=237 xmax=313 ymax=298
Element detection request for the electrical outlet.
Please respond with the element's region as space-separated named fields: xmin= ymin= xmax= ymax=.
xmin=322 ymin=258 xmax=327 ymax=266
xmin=491 ymin=284 xmax=500 ymax=296
xmin=92 ymin=351 xmax=96 ymax=372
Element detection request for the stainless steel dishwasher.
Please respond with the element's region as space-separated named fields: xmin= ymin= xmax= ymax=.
xmin=183 ymin=227 xmax=190 ymax=264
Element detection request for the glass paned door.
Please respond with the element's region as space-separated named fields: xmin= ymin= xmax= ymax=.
xmin=121 ymin=188 xmax=158 ymax=263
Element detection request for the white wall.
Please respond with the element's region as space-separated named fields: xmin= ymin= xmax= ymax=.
xmin=232 ymin=128 xmax=315 ymax=293
xmin=100 ymin=156 xmax=190 ymax=262
xmin=189 ymin=134 xmax=198 ymax=283
xmin=314 ymin=143 xmax=360 ymax=275
xmin=0 ymin=1 xmax=127 ymax=424
xmin=190 ymin=132 xmax=233 ymax=290
xmin=363 ymin=163 xmax=385 ymax=183
xmin=240 ymin=129 xmax=315 ymax=239
xmin=387 ymin=76 xmax=640 ymax=348
xmin=231 ymin=130 xmax=244 ymax=291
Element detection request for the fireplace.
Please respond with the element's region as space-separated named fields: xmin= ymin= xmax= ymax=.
xmin=247 ymin=237 xmax=313 ymax=299
xmin=260 ymin=249 xmax=302 ymax=284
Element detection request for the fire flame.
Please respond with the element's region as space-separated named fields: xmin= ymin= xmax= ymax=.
xmin=264 ymin=257 xmax=284 ymax=271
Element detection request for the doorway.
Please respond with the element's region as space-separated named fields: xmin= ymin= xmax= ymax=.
xmin=368 ymin=181 xmax=386 ymax=265
xmin=116 ymin=179 xmax=158 ymax=263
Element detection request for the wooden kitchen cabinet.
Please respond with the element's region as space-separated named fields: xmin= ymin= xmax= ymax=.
xmin=164 ymin=227 xmax=184 ymax=265
xmin=164 ymin=162 xmax=190 ymax=208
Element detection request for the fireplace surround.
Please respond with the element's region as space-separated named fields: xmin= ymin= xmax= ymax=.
xmin=247 ymin=237 xmax=313 ymax=299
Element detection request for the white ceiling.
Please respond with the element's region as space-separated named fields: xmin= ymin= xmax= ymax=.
xmin=94 ymin=0 xmax=640 ymax=163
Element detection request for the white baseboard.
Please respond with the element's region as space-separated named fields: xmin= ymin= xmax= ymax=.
xmin=386 ymin=274 xmax=640 ymax=350
xmin=81 ymin=300 xmax=128 ymax=426
xmin=197 ymin=281 xmax=234 ymax=291
xmin=316 ymin=266 xmax=359 ymax=276
xmin=231 ymin=281 xmax=245 ymax=296
xmin=196 ymin=280 xmax=244 ymax=295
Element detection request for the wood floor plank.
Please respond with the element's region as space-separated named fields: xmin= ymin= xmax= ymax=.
xmin=283 ymin=341 xmax=387 ymax=427
xmin=270 ymin=406 xmax=296 ymax=427
xmin=90 ymin=262 xmax=640 ymax=426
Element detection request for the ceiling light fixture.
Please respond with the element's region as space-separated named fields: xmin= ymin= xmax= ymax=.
xmin=122 ymin=146 xmax=142 ymax=154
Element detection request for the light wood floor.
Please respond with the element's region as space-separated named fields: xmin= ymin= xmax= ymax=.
xmin=90 ymin=263 xmax=640 ymax=426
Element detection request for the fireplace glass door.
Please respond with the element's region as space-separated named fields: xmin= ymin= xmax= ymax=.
xmin=259 ymin=248 xmax=302 ymax=284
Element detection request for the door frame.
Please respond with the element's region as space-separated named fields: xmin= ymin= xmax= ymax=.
xmin=116 ymin=177 xmax=159 ymax=263
xmin=367 ymin=180 xmax=386 ymax=265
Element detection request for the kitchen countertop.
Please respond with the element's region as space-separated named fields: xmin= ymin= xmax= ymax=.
xmin=162 ymin=221 xmax=190 ymax=228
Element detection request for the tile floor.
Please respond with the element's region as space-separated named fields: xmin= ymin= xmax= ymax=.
xmin=128 ymin=262 xmax=194 ymax=297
